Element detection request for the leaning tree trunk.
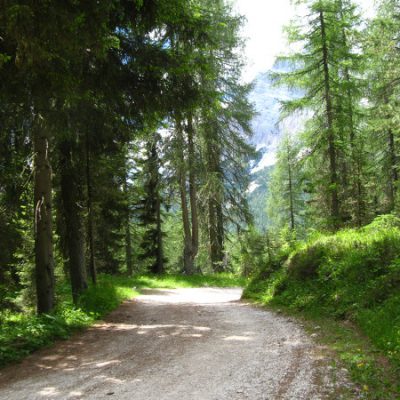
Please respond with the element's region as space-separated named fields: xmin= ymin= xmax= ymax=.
xmin=59 ymin=138 xmax=88 ymax=304
xmin=33 ymin=113 xmax=55 ymax=314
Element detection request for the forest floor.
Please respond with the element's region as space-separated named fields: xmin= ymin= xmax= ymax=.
xmin=0 ymin=288 xmax=356 ymax=400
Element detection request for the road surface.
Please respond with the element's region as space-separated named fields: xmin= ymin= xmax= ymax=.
xmin=0 ymin=288 xmax=353 ymax=399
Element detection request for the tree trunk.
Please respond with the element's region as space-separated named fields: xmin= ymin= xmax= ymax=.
xmin=208 ymin=198 xmax=218 ymax=271
xmin=388 ymin=128 xmax=398 ymax=209
xmin=339 ymin=0 xmax=364 ymax=227
xmin=176 ymin=117 xmax=195 ymax=274
xmin=155 ymin=192 xmax=164 ymax=274
xmin=125 ymin=221 xmax=133 ymax=275
xmin=320 ymin=8 xmax=340 ymax=229
xmin=149 ymin=139 xmax=164 ymax=275
xmin=215 ymin=201 xmax=224 ymax=267
xmin=207 ymin=136 xmax=224 ymax=271
xmin=123 ymin=171 xmax=133 ymax=276
xmin=187 ymin=114 xmax=199 ymax=260
xmin=33 ymin=114 xmax=55 ymax=314
xmin=286 ymin=140 xmax=295 ymax=231
xmin=59 ymin=139 xmax=88 ymax=304
xmin=86 ymin=133 xmax=97 ymax=284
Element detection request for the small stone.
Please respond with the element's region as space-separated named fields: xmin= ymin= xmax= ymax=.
xmin=311 ymin=333 xmax=318 ymax=338
xmin=106 ymin=392 xmax=115 ymax=396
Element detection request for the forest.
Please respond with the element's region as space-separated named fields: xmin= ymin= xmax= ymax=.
xmin=0 ymin=0 xmax=400 ymax=398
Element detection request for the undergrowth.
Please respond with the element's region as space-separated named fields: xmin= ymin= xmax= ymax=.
xmin=244 ymin=215 xmax=400 ymax=399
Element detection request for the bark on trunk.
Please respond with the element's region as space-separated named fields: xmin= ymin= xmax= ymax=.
xmin=215 ymin=201 xmax=224 ymax=267
xmin=86 ymin=133 xmax=97 ymax=284
xmin=207 ymin=138 xmax=224 ymax=271
xmin=208 ymin=198 xmax=218 ymax=271
xmin=187 ymin=115 xmax=199 ymax=260
xmin=33 ymin=115 xmax=55 ymax=314
xmin=176 ymin=117 xmax=195 ymax=274
xmin=125 ymin=222 xmax=133 ymax=275
xmin=123 ymin=172 xmax=133 ymax=275
xmin=388 ymin=128 xmax=398 ymax=209
xmin=149 ymin=139 xmax=164 ymax=275
xmin=59 ymin=139 xmax=88 ymax=304
xmin=155 ymin=193 xmax=164 ymax=274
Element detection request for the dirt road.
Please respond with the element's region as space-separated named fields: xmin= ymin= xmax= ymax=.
xmin=0 ymin=288 xmax=353 ymax=399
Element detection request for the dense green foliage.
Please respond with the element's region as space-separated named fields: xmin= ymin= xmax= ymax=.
xmin=0 ymin=0 xmax=254 ymax=316
xmin=244 ymin=215 xmax=400 ymax=396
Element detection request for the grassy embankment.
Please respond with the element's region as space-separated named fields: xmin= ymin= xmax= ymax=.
xmin=0 ymin=273 xmax=245 ymax=367
xmin=244 ymin=215 xmax=400 ymax=399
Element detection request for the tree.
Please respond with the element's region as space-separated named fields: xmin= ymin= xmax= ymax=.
xmin=137 ymin=133 xmax=166 ymax=274
xmin=364 ymin=0 xmax=400 ymax=213
xmin=272 ymin=0 xmax=363 ymax=230
xmin=267 ymin=133 xmax=305 ymax=234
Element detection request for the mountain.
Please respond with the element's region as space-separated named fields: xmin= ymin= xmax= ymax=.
xmin=249 ymin=61 xmax=301 ymax=170
xmin=247 ymin=61 xmax=303 ymax=230
xmin=247 ymin=166 xmax=273 ymax=231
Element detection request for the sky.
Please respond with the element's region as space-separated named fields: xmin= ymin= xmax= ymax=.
xmin=233 ymin=0 xmax=376 ymax=82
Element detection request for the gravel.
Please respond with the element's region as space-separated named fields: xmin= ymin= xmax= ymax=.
xmin=0 ymin=288 xmax=354 ymax=399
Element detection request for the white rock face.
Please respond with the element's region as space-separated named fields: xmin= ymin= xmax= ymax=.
xmin=249 ymin=61 xmax=304 ymax=172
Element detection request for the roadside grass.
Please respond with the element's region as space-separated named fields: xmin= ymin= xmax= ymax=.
xmin=130 ymin=273 xmax=247 ymax=289
xmin=243 ymin=215 xmax=400 ymax=399
xmin=248 ymin=300 xmax=400 ymax=400
xmin=0 ymin=272 xmax=244 ymax=367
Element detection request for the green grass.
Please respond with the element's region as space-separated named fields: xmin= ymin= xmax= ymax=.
xmin=129 ymin=273 xmax=247 ymax=289
xmin=0 ymin=275 xmax=140 ymax=367
xmin=0 ymin=272 xmax=244 ymax=367
xmin=244 ymin=215 xmax=400 ymax=399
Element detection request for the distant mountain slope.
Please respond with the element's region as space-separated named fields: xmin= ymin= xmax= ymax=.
xmin=249 ymin=61 xmax=301 ymax=170
xmin=247 ymin=62 xmax=303 ymax=230
xmin=248 ymin=166 xmax=273 ymax=231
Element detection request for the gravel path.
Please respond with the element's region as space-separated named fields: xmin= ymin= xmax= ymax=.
xmin=0 ymin=288 xmax=353 ymax=399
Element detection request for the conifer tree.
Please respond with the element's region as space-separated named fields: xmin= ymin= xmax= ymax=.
xmin=137 ymin=133 xmax=166 ymax=274
xmin=272 ymin=0 xmax=363 ymax=230
xmin=267 ymin=133 xmax=305 ymax=234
